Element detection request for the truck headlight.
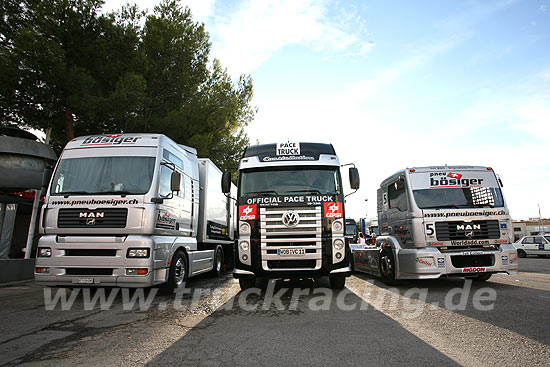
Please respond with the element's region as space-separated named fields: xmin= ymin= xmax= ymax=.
xmin=127 ymin=248 xmax=150 ymax=258
xmin=38 ymin=248 xmax=51 ymax=257
xmin=239 ymin=222 xmax=251 ymax=235
xmin=239 ymin=241 xmax=250 ymax=252
xmin=333 ymin=239 xmax=344 ymax=250
xmin=332 ymin=220 xmax=343 ymax=232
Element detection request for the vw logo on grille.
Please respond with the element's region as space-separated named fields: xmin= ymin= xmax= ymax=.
xmin=282 ymin=210 xmax=300 ymax=228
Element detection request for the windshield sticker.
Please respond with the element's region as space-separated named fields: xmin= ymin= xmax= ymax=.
xmin=409 ymin=170 xmax=499 ymax=190
xmin=430 ymin=172 xmax=483 ymax=188
xmin=324 ymin=202 xmax=343 ymax=218
xmin=277 ymin=142 xmax=300 ymax=155
xmin=262 ymin=155 xmax=315 ymax=162
xmin=50 ymin=198 xmax=138 ymax=206
xmin=81 ymin=134 xmax=142 ymax=146
xmin=239 ymin=204 xmax=257 ymax=220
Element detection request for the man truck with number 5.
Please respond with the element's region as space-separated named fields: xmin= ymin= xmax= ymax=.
xmin=351 ymin=166 xmax=518 ymax=284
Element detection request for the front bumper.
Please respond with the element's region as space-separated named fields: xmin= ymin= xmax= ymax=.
xmin=395 ymin=244 xmax=519 ymax=280
xmin=34 ymin=235 xmax=167 ymax=288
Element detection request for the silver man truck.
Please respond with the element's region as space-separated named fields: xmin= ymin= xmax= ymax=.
xmin=351 ymin=166 xmax=518 ymax=284
xmin=222 ymin=142 xmax=360 ymax=290
xmin=35 ymin=133 xmax=235 ymax=292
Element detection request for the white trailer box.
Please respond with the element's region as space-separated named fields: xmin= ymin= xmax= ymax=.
xmin=197 ymin=158 xmax=235 ymax=245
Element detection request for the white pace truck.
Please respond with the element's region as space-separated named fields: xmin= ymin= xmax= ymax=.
xmin=351 ymin=166 xmax=518 ymax=284
xmin=35 ymin=133 xmax=235 ymax=292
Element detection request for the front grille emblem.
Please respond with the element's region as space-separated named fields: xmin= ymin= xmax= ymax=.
xmin=465 ymin=231 xmax=474 ymax=237
xmin=282 ymin=210 xmax=300 ymax=228
xmin=86 ymin=218 xmax=96 ymax=226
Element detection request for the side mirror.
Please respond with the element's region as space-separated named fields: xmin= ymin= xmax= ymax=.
xmin=170 ymin=171 xmax=181 ymax=192
xmin=349 ymin=167 xmax=360 ymax=190
xmin=221 ymin=171 xmax=232 ymax=194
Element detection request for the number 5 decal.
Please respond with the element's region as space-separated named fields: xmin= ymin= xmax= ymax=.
xmin=426 ymin=223 xmax=435 ymax=236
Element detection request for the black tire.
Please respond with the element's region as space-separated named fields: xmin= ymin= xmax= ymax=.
xmin=472 ymin=273 xmax=492 ymax=282
xmin=517 ymin=249 xmax=527 ymax=258
xmin=238 ymin=276 xmax=256 ymax=291
xmin=379 ymin=249 xmax=398 ymax=286
xmin=329 ymin=275 xmax=346 ymax=289
xmin=162 ymin=250 xmax=187 ymax=294
xmin=210 ymin=246 xmax=224 ymax=277
xmin=350 ymin=255 xmax=355 ymax=273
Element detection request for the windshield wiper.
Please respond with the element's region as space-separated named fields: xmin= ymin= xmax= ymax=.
xmin=287 ymin=189 xmax=322 ymax=195
xmin=245 ymin=190 xmax=279 ymax=196
xmin=89 ymin=190 xmax=133 ymax=197
xmin=60 ymin=191 xmax=92 ymax=198
xmin=422 ymin=204 xmax=464 ymax=209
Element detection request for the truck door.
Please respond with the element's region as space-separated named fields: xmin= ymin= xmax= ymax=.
xmin=157 ymin=152 xmax=186 ymax=234
xmin=386 ymin=177 xmax=411 ymax=247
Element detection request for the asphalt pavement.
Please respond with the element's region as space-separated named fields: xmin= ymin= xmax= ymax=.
xmin=0 ymin=258 xmax=548 ymax=366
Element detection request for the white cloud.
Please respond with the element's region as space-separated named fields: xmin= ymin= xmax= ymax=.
xmin=206 ymin=0 xmax=373 ymax=75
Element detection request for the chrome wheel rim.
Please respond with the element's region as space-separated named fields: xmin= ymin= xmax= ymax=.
xmin=380 ymin=255 xmax=392 ymax=277
xmin=216 ymin=251 xmax=222 ymax=272
xmin=174 ymin=257 xmax=185 ymax=285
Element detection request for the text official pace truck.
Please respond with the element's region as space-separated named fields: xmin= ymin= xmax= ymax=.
xmin=351 ymin=166 xmax=518 ymax=284
xmin=222 ymin=142 xmax=360 ymax=290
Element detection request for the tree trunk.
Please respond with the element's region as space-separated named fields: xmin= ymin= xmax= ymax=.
xmin=65 ymin=97 xmax=74 ymax=141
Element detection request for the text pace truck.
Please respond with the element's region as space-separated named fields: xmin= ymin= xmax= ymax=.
xmin=351 ymin=166 xmax=518 ymax=284
xmin=222 ymin=142 xmax=360 ymax=290
xmin=34 ymin=134 xmax=236 ymax=292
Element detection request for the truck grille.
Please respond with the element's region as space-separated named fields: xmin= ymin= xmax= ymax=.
xmin=436 ymin=220 xmax=500 ymax=241
xmin=58 ymin=208 xmax=127 ymax=228
xmin=259 ymin=206 xmax=322 ymax=271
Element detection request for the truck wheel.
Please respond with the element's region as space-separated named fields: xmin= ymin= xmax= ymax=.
xmin=329 ymin=275 xmax=346 ymax=289
xmin=350 ymin=255 xmax=355 ymax=273
xmin=210 ymin=246 xmax=224 ymax=277
xmin=517 ymin=249 xmax=527 ymax=258
xmin=238 ymin=276 xmax=256 ymax=291
xmin=472 ymin=273 xmax=492 ymax=282
xmin=162 ymin=250 xmax=187 ymax=294
xmin=379 ymin=249 xmax=398 ymax=286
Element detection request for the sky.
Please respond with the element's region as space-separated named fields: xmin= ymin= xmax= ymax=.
xmin=103 ymin=0 xmax=550 ymax=220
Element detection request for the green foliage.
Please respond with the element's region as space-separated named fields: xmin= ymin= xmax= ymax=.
xmin=0 ymin=0 xmax=255 ymax=171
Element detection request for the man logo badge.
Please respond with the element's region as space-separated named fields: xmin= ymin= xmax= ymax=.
xmin=86 ymin=218 xmax=96 ymax=226
xmin=282 ymin=210 xmax=300 ymax=228
xmin=465 ymin=231 xmax=474 ymax=238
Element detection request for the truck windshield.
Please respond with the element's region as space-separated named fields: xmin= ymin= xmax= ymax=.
xmin=413 ymin=186 xmax=504 ymax=209
xmin=240 ymin=167 xmax=341 ymax=196
xmin=51 ymin=156 xmax=156 ymax=195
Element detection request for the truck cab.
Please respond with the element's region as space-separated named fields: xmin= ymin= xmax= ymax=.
xmin=35 ymin=134 xmax=234 ymax=291
xmin=352 ymin=166 xmax=518 ymax=284
xmin=223 ymin=142 xmax=360 ymax=290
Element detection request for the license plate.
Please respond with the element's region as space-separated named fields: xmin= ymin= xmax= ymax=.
xmin=77 ymin=278 xmax=94 ymax=284
xmin=277 ymin=248 xmax=305 ymax=256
